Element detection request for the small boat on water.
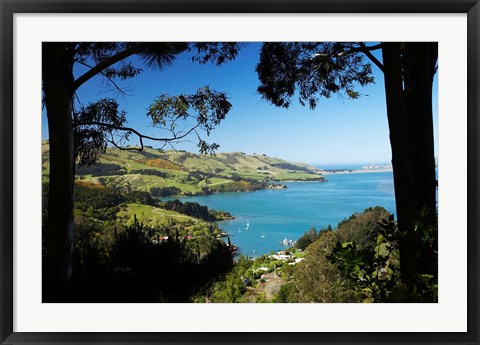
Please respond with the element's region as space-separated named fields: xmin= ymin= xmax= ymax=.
xmin=279 ymin=238 xmax=295 ymax=246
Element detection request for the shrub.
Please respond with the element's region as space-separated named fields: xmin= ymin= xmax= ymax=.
xmin=150 ymin=186 xmax=181 ymax=197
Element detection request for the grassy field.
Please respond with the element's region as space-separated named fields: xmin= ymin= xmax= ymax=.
xmin=42 ymin=141 xmax=326 ymax=196
xmin=117 ymin=203 xmax=199 ymax=228
xmin=115 ymin=202 xmax=223 ymax=239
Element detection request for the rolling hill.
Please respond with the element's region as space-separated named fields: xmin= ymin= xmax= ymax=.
xmin=42 ymin=141 xmax=326 ymax=196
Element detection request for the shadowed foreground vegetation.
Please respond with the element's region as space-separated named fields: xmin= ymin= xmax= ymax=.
xmin=43 ymin=179 xmax=437 ymax=302
xmin=42 ymin=147 xmax=437 ymax=303
xmin=43 ymin=181 xmax=234 ymax=302
xmin=202 ymin=207 xmax=437 ymax=303
xmin=41 ymin=42 xmax=438 ymax=302
xmin=44 ymin=214 xmax=234 ymax=302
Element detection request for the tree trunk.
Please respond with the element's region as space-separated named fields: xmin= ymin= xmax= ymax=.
xmin=402 ymin=42 xmax=438 ymax=285
xmin=43 ymin=43 xmax=75 ymax=289
xmin=403 ymin=43 xmax=438 ymax=227
xmin=382 ymin=42 xmax=437 ymax=291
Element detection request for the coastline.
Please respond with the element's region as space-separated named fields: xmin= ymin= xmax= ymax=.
xmin=322 ymin=168 xmax=393 ymax=175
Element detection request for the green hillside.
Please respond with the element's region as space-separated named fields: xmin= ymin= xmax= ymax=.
xmin=42 ymin=141 xmax=326 ymax=196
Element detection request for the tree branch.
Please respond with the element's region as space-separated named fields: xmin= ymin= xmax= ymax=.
xmin=359 ymin=43 xmax=384 ymax=73
xmin=74 ymin=59 xmax=130 ymax=97
xmin=77 ymin=121 xmax=202 ymax=143
xmin=333 ymin=43 xmax=384 ymax=73
xmin=336 ymin=43 xmax=382 ymax=55
xmin=107 ymin=133 xmax=144 ymax=152
xmin=73 ymin=44 xmax=142 ymax=91
xmin=359 ymin=43 xmax=382 ymax=51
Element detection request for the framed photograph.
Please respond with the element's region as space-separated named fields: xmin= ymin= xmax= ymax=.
xmin=1 ymin=1 xmax=479 ymax=344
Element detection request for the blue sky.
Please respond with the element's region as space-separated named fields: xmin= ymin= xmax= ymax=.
xmin=42 ymin=42 xmax=439 ymax=166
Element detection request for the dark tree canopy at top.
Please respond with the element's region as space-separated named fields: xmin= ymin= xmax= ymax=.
xmin=256 ymin=41 xmax=438 ymax=296
xmin=69 ymin=42 xmax=241 ymax=166
xmin=256 ymin=42 xmax=379 ymax=109
xmin=42 ymin=42 xmax=243 ymax=284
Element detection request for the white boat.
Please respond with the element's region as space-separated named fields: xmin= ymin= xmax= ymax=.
xmin=280 ymin=238 xmax=295 ymax=246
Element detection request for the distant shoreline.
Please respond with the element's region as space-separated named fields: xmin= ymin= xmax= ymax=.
xmin=322 ymin=168 xmax=393 ymax=175
xmin=280 ymin=180 xmax=326 ymax=183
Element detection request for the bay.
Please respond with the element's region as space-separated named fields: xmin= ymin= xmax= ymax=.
xmin=168 ymin=171 xmax=396 ymax=257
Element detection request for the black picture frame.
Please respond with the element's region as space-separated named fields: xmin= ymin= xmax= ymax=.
xmin=1 ymin=1 xmax=479 ymax=344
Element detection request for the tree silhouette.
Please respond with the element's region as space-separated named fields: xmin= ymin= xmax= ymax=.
xmin=42 ymin=42 xmax=240 ymax=286
xmin=256 ymin=42 xmax=437 ymax=294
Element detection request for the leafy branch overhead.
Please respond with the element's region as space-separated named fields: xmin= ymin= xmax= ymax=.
xmin=75 ymin=87 xmax=232 ymax=166
xmin=256 ymin=42 xmax=380 ymax=109
xmin=73 ymin=42 xmax=241 ymax=93
xmin=44 ymin=41 xmax=242 ymax=283
xmin=73 ymin=42 xmax=189 ymax=89
xmin=191 ymin=42 xmax=243 ymax=66
xmin=256 ymin=41 xmax=438 ymax=296
xmin=67 ymin=42 xmax=242 ymax=167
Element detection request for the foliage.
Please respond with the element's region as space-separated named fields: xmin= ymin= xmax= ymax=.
xmin=208 ymin=180 xmax=265 ymax=193
xmin=255 ymin=41 xmax=438 ymax=300
xmin=328 ymin=215 xmax=400 ymax=302
xmin=74 ymin=99 xmax=128 ymax=166
xmin=53 ymin=214 xmax=234 ymax=302
xmin=72 ymin=215 xmax=111 ymax=276
xmin=42 ymin=41 xmax=243 ymax=286
xmin=336 ymin=207 xmax=390 ymax=247
xmin=74 ymin=42 xmax=188 ymax=79
xmin=294 ymin=229 xmax=359 ymax=302
xmin=150 ymin=186 xmax=182 ymax=197
xmin=146 ymin=86 xmax=232 ymax=155
xmin=75 ymin=162 xmax=126 ymax=176
xmin=208 ymin=256 xmax=254 ymax=303
xmin=271 ymin=162 xmax=310 ymax=172
xmin=59 ymin=42 xmax=241 ymax=169
xmin=47 ymin=141 xmax=327 ymax=197
xmin=191 ymin=42 xmax=242 ymax=66
xmin=256 ymin=42 xmax=375 ymax=109
xmin=328 ymin=212 xmax=438 ymax=302
xmin=295 ymin=226 xmax=318 ymax=250
xmin=73 ymin=181 xmax=127 ymax=221
xmin=292 ymin=207 xmax=392 ymax=303
xmin=127 ymin=190 xmax=157 ymax=206
xmin=131 ymin=169 xmax=170 ymax=178
xmin=162 ymin=200 xmax=211 ymax=221
xmin=208 ymin=209 xmax=234 ymax=221
xmin=273 ymin=283 xmax=298 ymax=303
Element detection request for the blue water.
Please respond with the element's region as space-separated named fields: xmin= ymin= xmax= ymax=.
xmin=317 ymin=163 xmax=373 ymax=170
xmin=317 ymin=163 xmax=390 ymax=170
xmin=169 ymin=171 xmax=395 ymax=257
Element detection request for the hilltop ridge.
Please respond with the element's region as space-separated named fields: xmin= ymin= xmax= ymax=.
xmin=42 ymin=141 xmax=326 ymax=196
